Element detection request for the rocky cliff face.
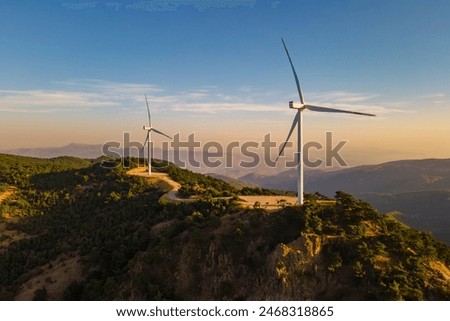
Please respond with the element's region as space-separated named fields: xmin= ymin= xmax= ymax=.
xmin=260 ymin=234 xmax=337 ymax=300
xmin=118 ymin=205 xmax=450 ymax=300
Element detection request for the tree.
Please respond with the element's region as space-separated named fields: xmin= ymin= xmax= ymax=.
xmin=33 ymin=287 xmax=48 ymax=301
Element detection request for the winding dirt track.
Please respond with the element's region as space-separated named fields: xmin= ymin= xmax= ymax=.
xmin=127 ymin=168 xmax=335 ymax=208
xmin=127 ymin=168 xmax=298 ymax=207
xmin=238 ymin=195 xmax=299 ymax=208
xmin=127 ymin=167 xmax=192 ymax=203
xmin=0 ymin=188 xmax=15 ymax=205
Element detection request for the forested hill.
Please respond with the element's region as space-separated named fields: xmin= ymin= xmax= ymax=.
xmin=0 ymin=154 xmax=449 ymax=300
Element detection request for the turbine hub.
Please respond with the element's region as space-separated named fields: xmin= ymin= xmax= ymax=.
xmin=289 ymin=101 xmax=305 ymax=109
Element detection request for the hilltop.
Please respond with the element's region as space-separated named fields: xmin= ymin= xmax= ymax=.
xmin=0 ymin=154 xmax=449 ymax=300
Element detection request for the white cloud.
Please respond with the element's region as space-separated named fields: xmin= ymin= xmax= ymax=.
xmin=0 ymin=80 xmax=163 ymax=113
xmin=0 ymin=80 xmax=439 ymax=116
xmin=308 ymin=91 xmax=378 ymax=103
xmin=171 ymin=102 xmax=281 ymax=113
xmin=0 ymin=89 xmax=114 ymax=110
xmin=301 ymin=91 xmax=424 ymax=116
xmin=53 ymin=79 xmax=162 ymax=95
xmin=417 ymin=93 xmax=446 ymax=100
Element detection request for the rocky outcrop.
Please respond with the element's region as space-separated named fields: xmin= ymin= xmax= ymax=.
xmin=118 ymin=209 xmax=450 ymax=301
xmin=121 ymin=219 xmax=366 ymax=300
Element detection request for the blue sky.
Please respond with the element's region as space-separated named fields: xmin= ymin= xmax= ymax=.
xmin=1 ymin=0 xmax=449 ymax=166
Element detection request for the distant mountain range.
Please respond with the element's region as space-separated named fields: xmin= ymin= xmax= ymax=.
xmin=206 ymin=173 xmax=256 ymax=189
xmin=239 ymin=159 xmax=450 ymax=245
xmin=0 ymin=144 xmax=284 ymax=178
xmin=239 ymin=167 xmax=330 ymax=192
xmin=240 ymin=159 xmax=450 ymax=194
xmin=0 ymin=143 xmax=105 ymax=159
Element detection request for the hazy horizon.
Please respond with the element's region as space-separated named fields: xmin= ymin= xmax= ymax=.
xmin=1 ymin=141 xmax=448 ymax=171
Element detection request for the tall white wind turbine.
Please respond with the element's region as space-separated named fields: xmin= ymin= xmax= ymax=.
xmin=277 ymin=38 xmax=376 ymax=205
xmin=142 ymin=94 xmax=172 ymax=176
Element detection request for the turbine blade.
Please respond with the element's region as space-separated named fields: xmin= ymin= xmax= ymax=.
xmin=281 ymin=37 xmax=305 ymax=104
xmin=145 ymin=94 xmax=152 ymax=126
xmin=142 ymin=133 xmax=149 ymax=152
xmin=306 ymin=104 xmax=376 ymax=117
xmin=151 ymin=128 xmax=172 ymax=140
xmin=276 ymin=112 xmax=299 ymax=162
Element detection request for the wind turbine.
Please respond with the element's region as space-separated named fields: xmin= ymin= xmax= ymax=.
xmin=142 ymin=94 xmax=172 ymax=176
xmin=277 ymin=38 xmax=376 ymax=205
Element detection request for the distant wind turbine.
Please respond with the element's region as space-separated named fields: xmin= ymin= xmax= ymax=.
xmin=277 ymin=38 xmax=376 ymax=205
xmin=142 ymin=94 xmax=172 ymax=176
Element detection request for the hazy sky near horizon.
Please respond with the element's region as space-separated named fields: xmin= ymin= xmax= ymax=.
xmin=1 ymin=0 xmax=450 ymax=166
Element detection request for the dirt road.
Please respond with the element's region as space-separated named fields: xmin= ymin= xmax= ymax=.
xmin=127 ymin=167 xmax=192 ymax=203
xmin=238 ymin=195 xmax=298 ymax=208
xmin=0 ymin=187 xmax=15 ymax=205
xmin=127 ymin=168 xmax=335 ymax=208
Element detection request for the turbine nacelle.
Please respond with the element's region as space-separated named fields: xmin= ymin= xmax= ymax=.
xmin=289 ymin=101 xmax=306 ymax=109
xmin=143 ymin=126 xmax=152 ymax=130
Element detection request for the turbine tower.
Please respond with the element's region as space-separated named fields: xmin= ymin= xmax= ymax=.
xmin=277 ymin=38 xmax=376 ymax=205
xmin=142 ymin=94 xmax=172 ymax=176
